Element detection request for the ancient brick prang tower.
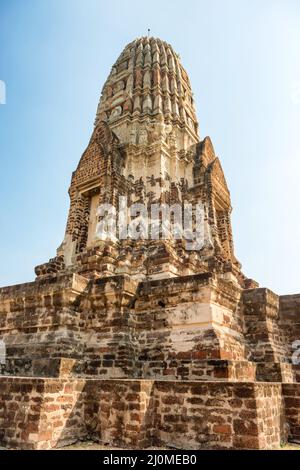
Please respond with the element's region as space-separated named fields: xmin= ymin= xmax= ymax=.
xmin=0 ymin=38 xmax=300 ymax=450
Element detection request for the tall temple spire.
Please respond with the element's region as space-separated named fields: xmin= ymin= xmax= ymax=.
xmin=36 ymin=37 xmax=242 ymax=285
xmin=2 ymin=37 xmax=297 ymax=452
xmin=95 ymin=37 xmax=199 ymax=150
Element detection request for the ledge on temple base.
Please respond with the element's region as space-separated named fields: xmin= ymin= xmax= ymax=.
xmin=0 ymin=377 xmax=296 ymax=450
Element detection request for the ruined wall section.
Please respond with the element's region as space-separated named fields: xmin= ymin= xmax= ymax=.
xmin=0 ymin=275 xmax=90 ymax=377
xmin=241 ymin=288 xmax=300 ymax=382
xmin=0 ymin=272 xmax=252 ymax=381
xmin=0 ymin=377 xmax=291 ymax=450
xmin=128 ymin=273 xmax=253 ymax=381
xmin=280 ymin=294 xmax=300 ymax=358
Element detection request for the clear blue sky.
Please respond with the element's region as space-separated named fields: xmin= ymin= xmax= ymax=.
xmin=0 ymin=0 xmax=299 ymax=294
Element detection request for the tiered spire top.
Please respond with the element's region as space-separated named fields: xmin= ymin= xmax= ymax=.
xmin=95 ymin=37 xmax=199 ymax=142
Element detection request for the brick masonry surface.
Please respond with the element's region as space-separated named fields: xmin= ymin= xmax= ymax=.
xmin=0 ymin=377 xmax=297 ymax=450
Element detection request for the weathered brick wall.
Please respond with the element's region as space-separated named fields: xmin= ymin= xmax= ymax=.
xmin=242 ymin=289 xmax=291 ymax=368
xmin=282 ymin=384 xmax=300 ymax=443
xmin=151 ymin=382 xmax=284 ymax=450
xmin=0 ymin=273 xmax=298 ymax=384
xmin=0 ymin=272 xmax=252 ymax=381
xmin=253 ymin=383 xmax=285 ymax=449
xmin=0 ymin=274 xmax=89 ymax=377
xmin=0 ymin=378 xmax=288 ymax=450
xmin=255 ymin=363 xmax=298 ymax=383
xmin=129 ymin=274 xmax=248 ymax=381
xmin=280 ymin=294 xmax=300 ymax=361
xmin=0 ymin=378 xmax=86 ymax=450
xmin=0 ymin=274 xmax=137 ymax=379
xmin=84 ymin=380 xmax=154 ymax=449
xmin=83 ymin=381 xmax=286 ymax=450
